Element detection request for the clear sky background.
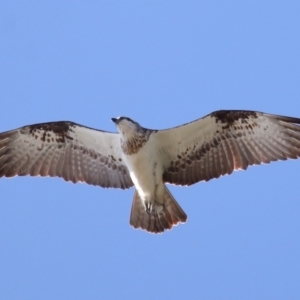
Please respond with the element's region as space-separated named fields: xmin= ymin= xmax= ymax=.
xmin=0 ymin=2 xmax=300 ymax=300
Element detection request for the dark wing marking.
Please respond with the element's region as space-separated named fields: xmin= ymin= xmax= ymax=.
xmin=0 ymin=121 xmax=133 ymax=189
xmin=154 ymin=110 xmax=300 ymax=185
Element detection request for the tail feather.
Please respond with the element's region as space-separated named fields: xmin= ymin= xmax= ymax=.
xmin=129 ymin=186 xmax=187 ymax=234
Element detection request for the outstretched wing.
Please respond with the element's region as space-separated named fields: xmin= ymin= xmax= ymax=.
xmin=154 ymin=110 xmax=300 ymax=186
xmin=0 ymin=121 xmax=133 ymax=189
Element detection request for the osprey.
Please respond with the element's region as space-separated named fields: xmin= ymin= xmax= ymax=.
xmin=1 ymin=110 xmax=300 ymax=234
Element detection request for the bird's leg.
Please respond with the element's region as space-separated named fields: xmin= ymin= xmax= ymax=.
xmin=145 ymin=201 xmax=153 ymax=215
xmin=145 ymin=199 xmax=164 ymax=215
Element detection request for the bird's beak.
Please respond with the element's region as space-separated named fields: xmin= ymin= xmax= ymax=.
xmin=111 ymin=118 xmax=118 ymax=124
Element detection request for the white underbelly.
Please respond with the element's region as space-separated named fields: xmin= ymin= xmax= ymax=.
xmin=123 ymin=150 xmax=163 ymax=200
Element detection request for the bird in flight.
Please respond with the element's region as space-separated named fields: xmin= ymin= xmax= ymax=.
xmin=1 ymin=110 xmax=300 ymax=234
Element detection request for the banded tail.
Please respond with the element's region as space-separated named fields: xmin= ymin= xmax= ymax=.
xmin=130 ymin=186 xmax=187 ymax=234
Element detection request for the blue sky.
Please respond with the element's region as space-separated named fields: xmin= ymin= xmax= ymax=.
xmin=0 ymin=2 xmax=300 ymax=299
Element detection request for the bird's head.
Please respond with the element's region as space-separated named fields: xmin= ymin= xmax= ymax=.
xmin=111 ymin=117 xmax=141 ymax=139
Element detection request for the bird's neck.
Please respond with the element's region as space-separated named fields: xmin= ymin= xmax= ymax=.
xmin=121 ymin=129 xmax=152 ymax=155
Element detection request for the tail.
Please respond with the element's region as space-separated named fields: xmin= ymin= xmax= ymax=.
xmin=129 ymin=186 xmax=187 ymax=234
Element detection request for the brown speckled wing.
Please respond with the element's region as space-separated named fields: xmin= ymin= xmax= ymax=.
xmin=0 ymin=121 xmax=133 ymax=189
xmin=155 ymin=110 xmax=300 ymax=186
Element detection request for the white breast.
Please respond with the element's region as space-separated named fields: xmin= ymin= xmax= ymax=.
xmin=122 ymin=137 xmax=163 ymax=200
